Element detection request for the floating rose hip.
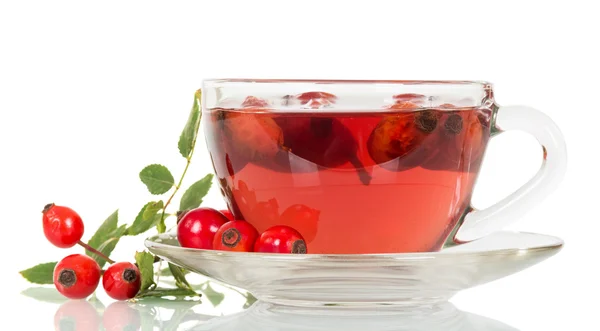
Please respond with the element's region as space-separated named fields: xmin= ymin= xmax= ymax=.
xmin=254 ymin=225 xmax=307 ymax=254
xmin=242 ymin=96 xmax=270 ymax=108
xmin=275 ymin=116 xmax=370 ymax=184
xmin=440 ymin=111 xmax=486 ymax=169
xmin=177 ymin=207 xmax=228 ymax=249
xmin=102 ymin=262 xmax=141 ymax=300
xmin=222 ymin=112 xmax=286 ymax=161
xmin=53 ymin=254 xmax=101 ymax=299
xmin=296 ymin=91 xmax=337 ymax=108
xmin=42 ymin=203 xmax=84 ymax=248
xmin=213 ymin=220 xmax=259 ymax=252
xmin=367 ymin=109 xmax=439 ymax=170
xmin=393 ymin=93 xmax=426 ymax=103
xmin=387 ymin=100 xmax=421 ymax=110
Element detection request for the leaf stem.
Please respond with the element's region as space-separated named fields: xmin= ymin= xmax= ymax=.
xmin=77 ymin=240 xmax=115 ymax=264
xmin=157 ymin=92 xmax=201 ymax=233
xmin=158 ymin=147 xmax=194 ymax=233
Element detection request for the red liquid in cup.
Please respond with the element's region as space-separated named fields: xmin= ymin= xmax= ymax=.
xmin=203 ymin=99 xmax=492 ymax=254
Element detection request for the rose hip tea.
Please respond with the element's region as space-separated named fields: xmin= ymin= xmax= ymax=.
xmin=201 ymin=80 xmax=565 ymax=254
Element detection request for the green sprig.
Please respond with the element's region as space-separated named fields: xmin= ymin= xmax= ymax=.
xmin=20 ymin=89 xmax=212 ymax=300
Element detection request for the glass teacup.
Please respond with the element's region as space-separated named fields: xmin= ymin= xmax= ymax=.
xmin=201 ymin=79 xmax=566 ymax=254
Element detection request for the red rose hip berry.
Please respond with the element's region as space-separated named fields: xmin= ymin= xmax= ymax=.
xmin=213 ymin=221 xmax=259 ymax=252
xmin=102 ymin=262 xmax=141 ymax=300
xmin=53 ymin=254 xmax=101 ymax=299
xmin=254 ymin=225 xmax=307 ymax=254
xmin=219 ymin=209 xmax=236 ymax=221
xmin=177 ymin=207 xmax=229 ymax=249
xmin=42 ymin=203 xmax=84 ymax=248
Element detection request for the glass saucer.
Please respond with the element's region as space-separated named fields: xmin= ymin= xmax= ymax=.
xmin=145 ymin=231 xmax=562 ymax=308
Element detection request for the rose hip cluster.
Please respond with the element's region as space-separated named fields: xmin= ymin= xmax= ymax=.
xmin=177 ymin=207 xmax=307 ymax=254
xmin=42 ymin=203 xmax=141 ymax=300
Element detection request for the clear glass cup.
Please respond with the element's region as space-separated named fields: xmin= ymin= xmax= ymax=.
xmin=201 ymin=79 xmax=567 ymax=254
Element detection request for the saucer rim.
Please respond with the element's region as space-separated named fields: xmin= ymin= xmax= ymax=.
xmin=144 ymin=231 xmax=564 ymax=261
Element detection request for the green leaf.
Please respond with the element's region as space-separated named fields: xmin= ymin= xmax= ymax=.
xmin=243 ymin=293 xmax=258 ymax=309
xmin=127 ymin=201 xmax=164 ymax=236
xmin=167 ymin=263 xmax=193 ymax=291
xmin=179 ymin=174 xmax=214 ymax=211
xmin=135 ymin=287 xmax=198 ymax=299
xmin=139 ymin=164 xmax=175 ymax=195
xmin=157 ymin=220 xmax=166 ymax=235
xmin=135 ymin=251 xmax=157 ymax=292
xmin=178 ymin=90 xmax=202 ymax=158
xmin=86 ymin=210 xmax=120 ymax=267
xmin=93 ymin=224 xmax=127 ymax=267
xmin=144 ymin=200 xmax=164 ymax=220
xmin=19 ymin=262 xmax=57 ymax=284
xmin=159 ymin=267 xmax=190 ymax=277
xmin=202 ymin=283 xmax=225 ymax=307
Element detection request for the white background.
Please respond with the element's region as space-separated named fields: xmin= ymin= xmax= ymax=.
xmin=1 ymin=0 xmax=598 ymax=330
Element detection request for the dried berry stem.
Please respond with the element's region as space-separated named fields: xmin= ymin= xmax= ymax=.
xmin=77 ymin=240 xmax=115 ymax=264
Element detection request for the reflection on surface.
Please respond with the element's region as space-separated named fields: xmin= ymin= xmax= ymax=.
xmin=50 ymin=297 xmax=214 ymax=330
xmin=191 ymin=302 xmax=520 ymax=331
xmin=24 ymin=286 xmax=520 ymax=331
xmin=54 ymin=300 xmax=101 ymax=331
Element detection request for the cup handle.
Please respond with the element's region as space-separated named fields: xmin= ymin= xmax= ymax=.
xmin=455 ymin=105 xmax=568 ymax=242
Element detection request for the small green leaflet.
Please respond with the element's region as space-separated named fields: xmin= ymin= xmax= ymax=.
xmin=143 ymin=200 xmax=164 ymax=220
xmin=159 ymin=267 xmax=189 ymax=277
xmin=127 ymin=201 xmax=164 ymax=236
xmin=168 ymin=263 xmax=194 ymax=291
xmin=139 ymin=164 xmax=175 ymax=195
xmin=87 ymin=210 xmax=125 ymax=268
xmin=19 ymin=262 xmax=57 ymax=284
xmin=178 ymin=90 xmax=202 ymax=158
xmin=202 ymin=283 xmax=225 ymax=307
xmin=94 ymin=224 xmax=127 ymax=267
xmin=243 ymin=293 xmax=258 ymax=309
xmin=135 ymin=251 xmax=157 ymax=293
xmin=179 ymin=174 xmax=213 ymax=211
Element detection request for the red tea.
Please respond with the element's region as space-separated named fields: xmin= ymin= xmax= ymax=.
xmin=203 ymin=97 xmax=492 ymax=254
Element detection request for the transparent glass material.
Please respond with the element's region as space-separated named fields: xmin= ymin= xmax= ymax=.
xmin=146 ymin=231 xmax=562 ymax=307
xmin=31 ymin=280 xmax=525 ymax=330
xmin=201 ymin=79 xmax=567 ymax=254
xmin=195 ymin=301 xmax=520 ymax=331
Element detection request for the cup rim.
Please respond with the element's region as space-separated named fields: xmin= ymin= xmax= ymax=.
xmin=201 ymin=79 xmax=495 ymax=112
xmin=203 ymin=78 xmax=493 ymax=88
